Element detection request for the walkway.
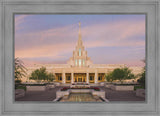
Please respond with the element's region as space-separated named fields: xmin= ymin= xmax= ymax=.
xmin=16 ymin=87 xmax=62 ymax=101
xmin=15 ymin=86 xmax=145 ymax=102
xmin=100 ymin=87 xmax=145 ymax=101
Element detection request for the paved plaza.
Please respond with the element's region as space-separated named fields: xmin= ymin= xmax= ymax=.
xmin=15 ymin=86 xmax=145 ymax=102
xmin=100 ymin=87 xmax=145 ymax=101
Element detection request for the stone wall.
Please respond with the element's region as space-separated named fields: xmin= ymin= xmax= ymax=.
xmin=26 ymin=86 xmax=46 ymax=91
xmin=111 ymin=85 xmax=134 ymax=91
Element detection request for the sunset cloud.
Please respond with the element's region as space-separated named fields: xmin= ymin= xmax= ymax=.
xmin=15 ymin=15 xmax=145 ymax=67
xmin=15 ymin=15 xmax=28 ymax=31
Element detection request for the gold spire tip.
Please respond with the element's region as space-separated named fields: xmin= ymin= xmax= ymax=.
xmin=79 ymin=22 xmax=81 ymax=27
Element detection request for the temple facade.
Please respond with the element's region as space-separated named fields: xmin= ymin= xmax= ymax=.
xmin=52 ymin=22 xmax=125 ymax=84
xmin=24 ymin=22 xmax=143 ymax=84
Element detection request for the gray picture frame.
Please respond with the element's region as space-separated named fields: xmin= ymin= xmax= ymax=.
xmin=0 ymin=0 xmax=159 ymax=116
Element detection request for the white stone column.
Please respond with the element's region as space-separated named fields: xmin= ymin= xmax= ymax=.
xmin=95 ymin=70 xmax=98 ymax=84
xmin=71 ymin=72 xmax=74 ymax=84
xmin=62 ymin=70 xmax=66 ymax=84
xmin=86 ymin=72 xmax=89 ymax=84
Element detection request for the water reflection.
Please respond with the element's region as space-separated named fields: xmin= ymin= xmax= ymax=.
xmin=60 ymin=93 xmax=103 ymax=102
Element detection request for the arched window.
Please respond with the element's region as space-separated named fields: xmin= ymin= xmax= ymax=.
xmin=79 ymin=48 xmax=81 ymax=56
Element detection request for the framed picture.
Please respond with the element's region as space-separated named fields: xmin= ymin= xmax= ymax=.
xmin=0 ymin=0 xmax=159 ymax=116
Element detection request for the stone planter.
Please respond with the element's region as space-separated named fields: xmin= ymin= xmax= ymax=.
xmin=55 ymin=89 xmax=106 ymax=101
xmin=92 ymin=90 xmax=105 ymax=99
xmin=54 ymin=82 xmax=61 ymax=86
xmin=111 ymin=85 xmax=134 ymax=91
xmin=26 ymin=86 xmax=46 ymax=91
xmin=56 ymin=90 xmax=70 ymax=98
xmin=15 ymin=89 xmax=25 ymax=99
xmin=136 ymin=89 xmax=145 ymax=98
xmin=70 ymin=89 xmax=91 ymax=93
xmin=99 ymin=82 xmax=106 ymax=86
xmin=46 ymin=84 xmax=55 ymax=89
xmin=70 ymin=85 xmax=90 ymax=88
xmin=106 ymin=84 xmax=114 ymax=89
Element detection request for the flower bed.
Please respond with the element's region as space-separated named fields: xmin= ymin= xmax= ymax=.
xmin=92 ymin=87 xmax=100 ymax=91
xmin=60 ymin=87 xmax=100 ymax=91
xmin=61 ymin=87 xmax=70 ymax=91
xmin=72 ymin=83 xmax=89 ymax=85
xmin=71 ymin=86 xmax=90 ymax=89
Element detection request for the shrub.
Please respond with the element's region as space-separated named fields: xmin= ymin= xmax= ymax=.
xmin=134 ymin=86 xmax=144 ymax=91
xmin=137 ymin=70 xmax=145 ymax=88
xmin=15 ymin=84 xmax=26 ymax=91
xmin=16 ymin=86 xmax=27 ymax=91
xmin=15 ymin=79 xmax=21 ymax=84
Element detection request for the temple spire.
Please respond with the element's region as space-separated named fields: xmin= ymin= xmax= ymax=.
xmin=79 ymin=22 xmax=81 ymax=36
xmin=78 ymin=22 xmax=82 ymax=45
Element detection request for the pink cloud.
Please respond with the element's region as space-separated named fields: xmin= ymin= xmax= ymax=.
xmin=15 ymin=42 xmax=75 ymax=58
xmin=82 ymin=20 xmax=145 ymax=48
xmin=15 ymin=15 xmax=28 ymax=31
xmin=15 ymin=18 xmax=145 ymax=66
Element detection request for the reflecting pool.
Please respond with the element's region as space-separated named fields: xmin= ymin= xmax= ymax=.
xmin=59 ymin=93 xmax=103 ymax=102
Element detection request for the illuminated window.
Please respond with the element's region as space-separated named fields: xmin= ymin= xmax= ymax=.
xmin=90 ymin=76 xmax=94 ymax=80
xmin=66 ymin=76 xmax=71 ymax=80
xmin=79 ymin=59 xmax=81 ymax=66
xmin=58 ymin=77 xmax=62 ymax=80
xmin=79 ymin=48 xmax=81 ymax=56
xmin=98 ymin=76 xmax=102 ymax=80
xmin=57 ymin=74 xmax=62 ymax=80
xmin=83 ymin=59 xmax=85 ymax=66
xmin=75 ymin=59 xmax=77 ymax=66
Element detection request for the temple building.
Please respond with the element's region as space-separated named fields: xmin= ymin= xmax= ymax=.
xmin=24 ymin=22 xmax=143 ymax=84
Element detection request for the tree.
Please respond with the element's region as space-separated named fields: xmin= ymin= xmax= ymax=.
xmin=106 ymin=67 xmax=135 ymax=83
xmin=29 ymin=67 xmax=55 ymax=82
xmin=15 ymin=58 xmax=27 ymax=81
xmin=137 ymin=70 xmax=145 ymax=88
xmin=105 ymin=72 xmax=114 ymax=82
xmin=137 ymin=59 xmax=145 ymax=88
xmin=47 ymin=73 xmax=54 ymax=82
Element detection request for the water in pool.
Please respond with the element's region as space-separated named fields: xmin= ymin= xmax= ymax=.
xmin=60 ymin=93 xmax=103 ymax=102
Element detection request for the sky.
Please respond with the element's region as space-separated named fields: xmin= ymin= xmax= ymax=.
xmin=15 ymin=14 xmax=145 ymax=67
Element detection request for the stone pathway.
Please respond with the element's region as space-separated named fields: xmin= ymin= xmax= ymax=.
xmin=99 ymin=87 xmax=145 ymax=101
xmin=15 ymin=87 xmax=62 ymax=101
xmin=15 ymin=86 xmax=145 ymax=102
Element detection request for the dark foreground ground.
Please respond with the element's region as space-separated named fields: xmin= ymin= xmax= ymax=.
xmin=15 ymin=86 xmax=145 ymax=102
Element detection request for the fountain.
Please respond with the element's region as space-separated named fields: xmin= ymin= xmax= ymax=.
xmin=53 ymin=83 xmax=109 ymax=102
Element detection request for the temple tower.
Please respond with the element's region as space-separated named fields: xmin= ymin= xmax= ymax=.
xmin=67 ymin=22 xmax=92 ymax=67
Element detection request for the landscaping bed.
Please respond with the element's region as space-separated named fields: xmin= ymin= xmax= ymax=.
xmin=60 ymin=87 xmax=100 ymax=91
xmin=134 ymin=86 xmax=144 ymax=91
xmin=15 ymin=84 xmax=26 ymax=91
